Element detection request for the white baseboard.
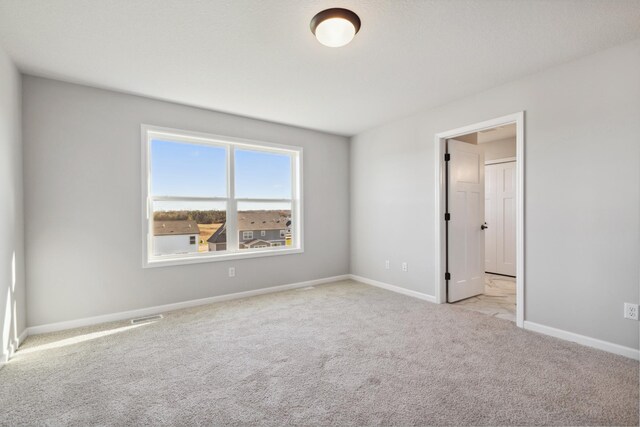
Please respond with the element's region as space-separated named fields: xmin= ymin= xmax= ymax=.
xmin=1 ymin=328 xmax=29 ymax=366
xmin=349 ymin=274 xmax=437 ymax=303
xmin=18 ymin=328 xmax=28 ymax=343
xmin=17 ymin=328 xmax=28 ymax=347
xmin=524 ymin=321 xmax=639 ymax=361
xmin=27 ymin=274 xmax=350 ymax=336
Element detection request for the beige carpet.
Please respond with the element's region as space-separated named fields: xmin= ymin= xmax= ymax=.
xmin=0 ymin=280 xmax=637 ymax=426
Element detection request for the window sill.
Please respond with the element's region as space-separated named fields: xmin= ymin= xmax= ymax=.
xmin=143 ymin=247 xmax=304 ymax=268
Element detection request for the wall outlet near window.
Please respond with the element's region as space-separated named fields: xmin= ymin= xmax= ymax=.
xmin=228 ymin=267 xmax=236 ymax=278
xmin=385 ymin=260 xmax=390 ymax=270
xmin=401 ymin=262 xmax=408 ymax=272
xmin=624 ymin=303 xmax=638 ymax=320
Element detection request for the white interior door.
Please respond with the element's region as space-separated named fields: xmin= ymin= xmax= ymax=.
xmin=447 ymin=139 xmax=485 ymax=302
xmin=484 ymin=161 xmax=517 ymax=276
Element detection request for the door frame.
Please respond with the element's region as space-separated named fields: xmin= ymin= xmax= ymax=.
xmin=485 ymin=156 xmax=516 ymax=166
xmin=433 ymin=112 xmax=525 ymax=327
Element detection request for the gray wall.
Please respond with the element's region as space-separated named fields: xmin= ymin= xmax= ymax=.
xmin=351 ymin=40 xmax=640 ymax=349
xmin=0 ymin=47 xmax=25 ymax=362
xmin=23 ymin=76 xmax=350 ymax=327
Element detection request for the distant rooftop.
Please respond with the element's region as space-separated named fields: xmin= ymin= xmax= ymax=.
xmin=238 ymin=210 xmax=289 ymax=231
xmin=154 ymin=220 xmax=200 ymax=236
xmin=208 ymin=211 xmax=290 ymax=244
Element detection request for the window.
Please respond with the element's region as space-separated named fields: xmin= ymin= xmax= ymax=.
xmin=143 ymin=126 xmax=302 ymax=267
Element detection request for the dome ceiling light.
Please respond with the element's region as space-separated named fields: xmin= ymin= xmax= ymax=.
xmin=310 ymin=8 xmax=361 ymax=48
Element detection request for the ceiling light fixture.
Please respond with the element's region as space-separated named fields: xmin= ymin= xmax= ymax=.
xmin=310 ymin=8 xmax=361 ymax=48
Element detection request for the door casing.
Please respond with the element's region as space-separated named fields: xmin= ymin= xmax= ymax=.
xmin=434 ymin=112 xmax=525 ymax=327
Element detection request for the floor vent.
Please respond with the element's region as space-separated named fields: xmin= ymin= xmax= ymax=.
xmin=130 ymin=314 xmax=163 ymax=324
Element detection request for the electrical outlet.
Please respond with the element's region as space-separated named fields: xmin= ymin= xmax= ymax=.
xmin=228 ymin=267 xmax=236 ymax=278
xmin=385 ymin=260 xmax=390 ymax=270
xmin=401 ymin=262 xmax=408 ymax=272
xmin=624 ymin=303 xmax=638 ymax=320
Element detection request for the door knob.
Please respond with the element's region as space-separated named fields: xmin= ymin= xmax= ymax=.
xmin=481 ymin=223 xmax=488 ymax=230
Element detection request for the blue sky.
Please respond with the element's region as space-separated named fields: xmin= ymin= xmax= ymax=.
xmin=151 ymin=139 xmax=291 ymax=210
xmin=235 ymin=149 xmax=291 ymax=199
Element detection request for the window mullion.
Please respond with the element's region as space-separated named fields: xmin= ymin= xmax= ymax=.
xmin=234 ymin=198 xmax=292 ymax=203
xmin=151 ymin=196 xmax=228 ymax=202
xmin=291 ymin=152 xmax=299 ymax=248
xmin=226 ymin=146 xmax=239 ymax=252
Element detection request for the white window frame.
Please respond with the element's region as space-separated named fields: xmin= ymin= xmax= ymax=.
xmin=243 ymin=231 xmax=254 ymax=240
xmin=141 ymin=125 xmax=304 ymax=268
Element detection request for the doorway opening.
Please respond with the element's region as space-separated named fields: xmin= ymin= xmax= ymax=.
xmin=434 ymin=113 xmax=524 ymax=327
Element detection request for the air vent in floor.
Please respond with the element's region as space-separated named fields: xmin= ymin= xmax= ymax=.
xmin=130 ymin=314 xmax=163 ymax=324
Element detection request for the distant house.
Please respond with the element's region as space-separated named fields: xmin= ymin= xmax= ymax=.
xmin=208 ymin=211 xmax=289 ymax=251
xmin=208 ymin=225 xmax=227 ymax=252
xmin=153 ymin=220 xmax=200 ymax=256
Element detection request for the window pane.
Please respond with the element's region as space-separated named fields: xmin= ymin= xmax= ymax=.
xmin=235 ymin=149 xmax=292 ymax=199
xmin=152 ymin=201 xmax=226 ymax=255
xmin=237 ymin=202 xmax=292 ymax=250
xmin=151 ymin=139 xmax=227 ymax=197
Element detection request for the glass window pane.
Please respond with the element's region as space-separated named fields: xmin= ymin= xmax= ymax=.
xmin=237 ymin=201 xmax=292 ymax=251
xmin=151 ymin=139 xmax=227 ymax=198
xmin=152 ymin=201 xmax=226 ymax=255
xmin=235 ymin=149 xmax=292 ymax=199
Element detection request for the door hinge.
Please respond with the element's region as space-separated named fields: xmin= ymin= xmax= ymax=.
xmin=444 ymin=213 xmax=450 ymax=221
xmin=445 ymin=272 xmax=451 ymax=281
xmin=444 ymin=153 xmax=451 ymax=161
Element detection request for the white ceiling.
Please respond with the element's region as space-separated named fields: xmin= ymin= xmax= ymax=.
xmin=1 ymin=1 xmax=639 ymax=136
